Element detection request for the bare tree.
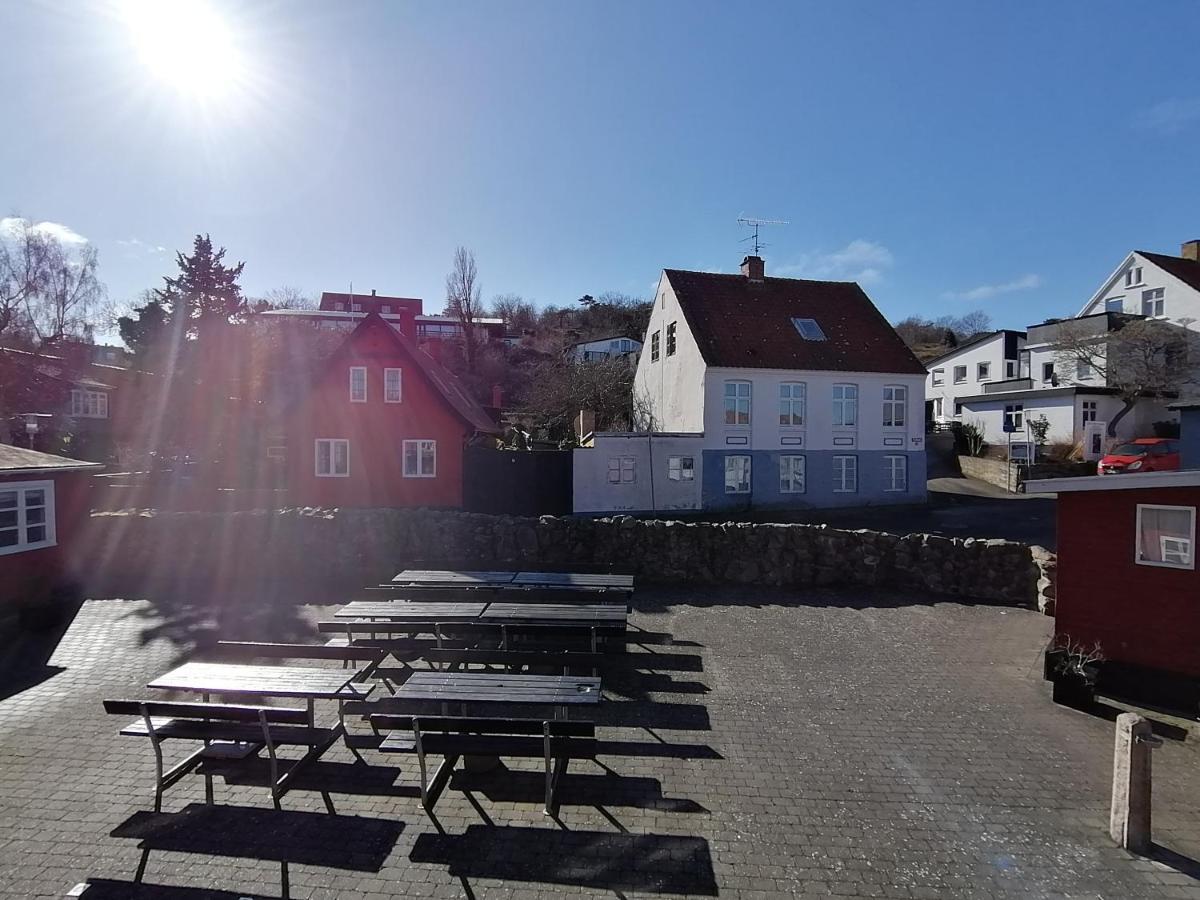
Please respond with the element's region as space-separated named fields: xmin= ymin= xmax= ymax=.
xmin=253 ymin=285 xmax=315 ymax=311
xmin=490 ymin=293 xmax=537 ymax=333
xmin=445 ymin=246 xmax=483 ymax=373
xmin=25 ymin=241 xmax=105 ymax=343
xmin=0 ymin=218 xmax=55 ymax=337
xmin=1053 ymin=317 xmax=1198 ymax=436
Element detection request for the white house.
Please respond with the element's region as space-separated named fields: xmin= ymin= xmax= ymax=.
xmin=1075 ymin=241 xmax=1200 ymax=328
xmin=925 ymin=330 xmax=1025 ymax=423
xmin=574 ymin=255 xmax=928 ymax=514
xmin=566 ymin=335 xmax=642 ymax=363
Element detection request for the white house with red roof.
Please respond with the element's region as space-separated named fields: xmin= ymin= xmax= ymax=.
xmin=574 ymin=255 xmax=928 ymax=514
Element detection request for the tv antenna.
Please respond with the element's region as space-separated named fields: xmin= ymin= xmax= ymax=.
xmin=737 ymin=216 xmax=789 ymax=255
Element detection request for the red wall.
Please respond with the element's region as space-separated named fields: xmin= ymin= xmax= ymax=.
xmin=287 ymin=320 xmax=470 ymax=508
xmin=0 ymin=470 xmax=94 ymax=609
xmin=1056 ymin=486 xmax=1200 ymax=677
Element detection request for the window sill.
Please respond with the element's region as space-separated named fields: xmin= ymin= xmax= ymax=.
xmin=0 ymin=540 xmax=57 ymax=557
xmin=315 ymin=473 xmax=350 ymax=478
xmin=403 ymin=474 xmax=438 ymax=479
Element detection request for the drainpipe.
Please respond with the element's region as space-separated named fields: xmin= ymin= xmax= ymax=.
xmin=647 ymin=432 xmax=656 ymax=514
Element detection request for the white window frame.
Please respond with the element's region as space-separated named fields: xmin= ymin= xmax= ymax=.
xmin=1081 ymin=400 xmax=1097 ymax=425
xmin=832 ymin=455 xmax=857 ymax=493
xmin=650 ymin=331 xmax=660 ymax=362
xmin=666 ymin=321 xmax=677 ymax=356
xmin=724 ymin=455 xmax=751 ymax=494
xmin=349 ymin=366 xmax=367 ymax=403
xmin=1005 ymin=360 xmax=1018 ymax=378
xmin=403 ymin=440 xmax=437 ymax=478
xmin=0 ymin=480 xmax=56 ymax=556
xmin=724 ymin=381 xmax=752 ymax=426
xmin=384 ymin=368 xmax=403 ymax=403
xmin=931 ymin=368 xmax=944 ymax=386
xmin=952 ymin=365 xmax=967 ymax=384
xmin=832 ymin=383 xmax=858 ymax=427
xmin=977 ymin=362 xmax=991 ymax=382
xmin=884 ymin=455 xmax=907 ymax=492
xmin=1142 ymin=288 xmax=1165 ymax=317
xmin=1076 ymin=360 xmax=1094 ymax=380
xmin=314 ymin=439 xmax=350 ymax=478
xmin=607 ymin=456 xmax=636 ymax=484
xmin=882 ymin=385 xmax=906 ymax=428
xmin=953 ymin=400 xmax=963 ymax=417
xmin=70 ymin=388 xmax=109 ymax=419
xmin=779 ymin=455 xmax=806 ymax=494
xmin=1004 ymin=403 xmax=1024 ymax=431
xmin=1135 ymin=504 xmax=1195 ymax=570
xmin=1041 ymin=362 xmax=1055 ymax=383
xmin=779 ymin=382 xmax=806 ymax=427
xmin=667 ymin=455 xmax=694 ymax=482
xmin=1125 ymin=266 xmax=1143 ymax=287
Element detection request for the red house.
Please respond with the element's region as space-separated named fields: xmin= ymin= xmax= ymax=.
xmin=0 ymin=444 xmax=101 ymax=617
xmin=286 ymin=312 xmax=500 ymax=508
xmin=1026 ymin=471 xmax=1200 ymax=710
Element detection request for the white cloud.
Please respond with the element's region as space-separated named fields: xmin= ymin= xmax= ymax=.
xmin=0 ymin=216 xmax=89 ymax=245
xmin=775 ymin=240 xmax=894 ymax=285
xmin=1136 ymin=97 xmax=1200 ymax=135
xmin=943 ymin=273 xmax=1041 ymax=302
xmin=117 ymin=237 xmax=169 ymax=254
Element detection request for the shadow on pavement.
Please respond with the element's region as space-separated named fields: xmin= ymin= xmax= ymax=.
xmin=451 ymin=767 xmax=709 ymax=813
xmin=79 ymin=880 xmax=277 ymax=899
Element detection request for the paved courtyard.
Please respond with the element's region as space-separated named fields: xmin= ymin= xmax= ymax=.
xmin=2 ymin=587 xmax=1199 ymax=899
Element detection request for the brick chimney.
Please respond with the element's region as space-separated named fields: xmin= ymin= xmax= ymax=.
xmin=740 ymin=255 xmax=765 ymax=281
xmin=1182 ymin=240 xmax=1200 ymax=262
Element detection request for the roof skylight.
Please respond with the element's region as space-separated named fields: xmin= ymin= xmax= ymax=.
xmin=792 ymin=317 xmax=827 ymax=341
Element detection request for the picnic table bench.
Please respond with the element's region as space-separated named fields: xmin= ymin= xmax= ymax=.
xmin=386 ymin=570 xmax=634 ymax=607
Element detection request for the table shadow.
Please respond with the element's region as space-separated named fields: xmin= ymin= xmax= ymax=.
xmin=450 ymin=767 xmax=708 ymax=813
xmin=75 ymin=880 xmax=276 ymax=899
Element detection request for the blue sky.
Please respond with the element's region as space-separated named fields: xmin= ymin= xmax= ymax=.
xmin=3 ymin=0 xmax=1199 ymax=340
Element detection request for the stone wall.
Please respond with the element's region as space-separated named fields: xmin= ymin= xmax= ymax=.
xmin=80 ymin=507 xmax=1055 ymax=610
xmin=957 ymin=455 xmax=1015 ymax=491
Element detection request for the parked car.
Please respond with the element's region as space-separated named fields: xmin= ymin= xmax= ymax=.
xmin=1097 ymin=438 xmax=1181 ymax=475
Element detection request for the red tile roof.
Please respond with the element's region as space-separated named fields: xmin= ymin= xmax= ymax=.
xmin=664 ymin=269 xmax=927 ymax=375
xmin=1139 ymin=251 xmax=1200 ymax=293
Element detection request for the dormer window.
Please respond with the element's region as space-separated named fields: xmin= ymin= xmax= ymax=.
xmin=334 ymin=302 xmax=345 ymax=311
xmin=791 ymin=318 xmax=826 ymax=341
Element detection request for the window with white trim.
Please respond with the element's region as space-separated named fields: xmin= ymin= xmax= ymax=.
xmin=724 ymin=455 xmax=751 ymax=494
xmin=832 ymin=455 xmax=857 ymax=493
xmin=1081 ymin=400 xmax=1097 ymax=425
xmin=650 ymin=331 xmax=660 ymax=362
xmin=1076 ymin=360 xmax=1095 ymax=380
xmin=349 ymin=367 xmax=367 ymax=402
xmin=977 ymin=362 xmax=991 ymax=381
xmin=1125 ymin=266 xmax=1143 ymax=287
xmin=1004 ymin=403 xmax=1024 ymax=431
xmin=931 ymin=368 xmax=944 ymax=386
xmin=667 ymin=456 xmax=694 ymax=481
xmin=1042 ymin=362 xmax=1055 ymax=383
xmin=954 ymin=400 xmax=963 ymax=416
xmin=1105 ymin=297 xmax=1124 ymax=313
xmin=1142 ymin=288 xmax=1165 ymax=317
xmin=832 ymin=383 xmax=857 ymax=427
xmin=666 ymin=322 xmax=677 ymax=356
xmin=1135 ymin=504 xmax=1195 ymax=570
xmin=884 ymin=455 xmax=907 ymax=492
xmin=315 ymin=439 xmax=349 ymax=477
xmin=953 ymin=365 xmax=967 ymax=384
xmin=779 ymin=455 xmax=805 ymax=493
xmin=381 ymin=304 xmax=392 ymax=314
xmin=384 ymin=368 xmax=402 ymax=403
xmin=403 ymin=440 xmax=437 ymax=478
xmin=1005 ymin=360 xmax=1018 ymax=378
xmin=0 ymin=481 xmax=55 ymax=555
xmin=779 ymin=382 xmax=806 ymax=426
xmin=607 ymin=456 xmax=636 ymax=484
xmin=882 ymin=385 xmax=906 ymax=428
xmin=70 ymin=389 xmax=108 ymax=418
xmin=724 ymin=381 xmax=751 ymax=426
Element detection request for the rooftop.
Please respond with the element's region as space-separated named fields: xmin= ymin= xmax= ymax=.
xmin=0 ymin=443 xmax=103 ymax=474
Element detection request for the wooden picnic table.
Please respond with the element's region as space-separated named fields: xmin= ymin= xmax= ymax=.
xmin=336 ymin=600 xmax=488 ymax=620
xmin=148 ymin=662 xmax=370 ymax=709
xmin=393 ymin=671 xmax=601 ymax=711
xmin=513 ymin=572 xmax=634 ymax=590
xmin=391 ymin=570 xmax=517 ymax=586
xmin=480 ymin=602 xmax=628 ymax=627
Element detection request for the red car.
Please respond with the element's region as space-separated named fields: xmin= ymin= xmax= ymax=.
xmin=1097 ymin=438 xmax=1181 ymax=475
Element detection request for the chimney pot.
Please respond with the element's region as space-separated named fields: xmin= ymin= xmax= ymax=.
xmin=1182 ymin=240 xmax=1200 ymax=262
xmin=740 ymin=255 xmax=765 ymax=281
xmin=371 ymin=289 xmax=377 ymax=296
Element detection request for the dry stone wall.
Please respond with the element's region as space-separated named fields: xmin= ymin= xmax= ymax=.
xmin=82 ymin=508 xmax=1054 ymax=610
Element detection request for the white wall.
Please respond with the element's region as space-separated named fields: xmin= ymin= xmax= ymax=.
xmin=1079 ymin=252 xmax=1200 ymax=331
xmin=569 ymin=337 xmax=641 ymax=361
xmin=961 ymin=392 xmax=1173 ymax=446
xmin=702 ymin=367 xmax=926 ymax=453
xmin=573 ymin=433 xmax=704 ymax=514
xmin=925 ymin=333 xmax=1022 ymax=421
xmin=631 ymin=273 xmax=707 ymax=432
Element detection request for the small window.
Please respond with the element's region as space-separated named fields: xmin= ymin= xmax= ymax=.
xmin=1076 ymin=360 xmax=1094 ymax=380
xmin=607 ymin=456 xmax=636 ymax=484
xmin=779 ymin=455 xmax=806 ymax=494
xmin=334 ymin=302 xmax=345 ymax=311
xmin=0 ymin=481 xmax=56 ymax=555
xmin=1136 ymin=505 xmax=1195 ymax=570
xmin=1005 ymin=360 xmax=1018 ymax=378
xmin=779 ymin=382 xmax=806 ymax=426
xmin=833 ymin=455 xmax=857 ymax=493
xmin=977 ymin=362 xmax=991 ymax=381
xmin=666 ymin=322 xmax=677 ymax=356
xmin=791 ymin=318 xmax=827 ymax=341
xmin=953 ymin=400 xmax=963 ymax=416
xmin=381 ymin=304 xmax=391 ymax=313
xmin=266 ymin=445 xmax=286 ymax=460
xmin=1105 ymin=297 xmax=1123 ymax=313
xmin=351 ymin=303 xmax=363 ymax=312
xmin=315 ymin=439 xmax=349 ymax=477
xmin=349 ymin=366 xmax=367 ymax=402
xmin=70 ymin=389 xmax=109 ymax=418
xmin=832 ymin=383 xmax=857 ymax=427
xmin=403 ymin=440 xmax=437 ymax=478
xmin=724 ymin=381 xmax=752 ymax=426
xmin=724 ymin=455 xmax=751 ymax=494
xmin=650 ymin=331 xmax=660 ymax=362
xmin=932 ymin=398 xmax=943 ymax=418
xmin=882 ymin=385 xmax=906 ymax=428
xmin=1125 ymin=266 xmax=1143 ymax=287
xmin=667 ymin=455 xmax=694 ymax=481
xmin=884 ymin=455 xmax=907 ymax=492
xmin=1042 ymin=362 xmax=1055 ymax=383
xmin=931 ymin=369 xmax=944 ymax=386
xmin=384 ymin=368 xmax=402 ymax=403
xmin=1142 ymin=288 xmax=1165 ymax=317
xmin=1081 ymin=400 xmax=1097 ymax=425
xmin=953 ymin=365 xmax=967 ymax=384
xmin=1004 ymin=403 xmax=1024 ymax=431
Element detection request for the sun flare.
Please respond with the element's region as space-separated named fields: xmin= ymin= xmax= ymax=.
xmin=120 ymin=0 xmax=245 ymax=100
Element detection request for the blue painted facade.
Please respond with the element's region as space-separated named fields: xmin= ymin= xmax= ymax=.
xmin=700 ymin=449 xmax=928 ymax=511
xmin=1181 ymin=408 xmax=1200 ymax=471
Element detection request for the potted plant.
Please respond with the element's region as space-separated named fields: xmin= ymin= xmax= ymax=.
xmin=1048 ymin=637 xmax=1104 ymax=711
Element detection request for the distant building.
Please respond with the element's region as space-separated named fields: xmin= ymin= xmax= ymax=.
xmin=566 ymin=335 xmax=642 ymax=363
xmin=924 ymin=330 xmax=1025 ymax=424
xmin=575 ymin=255 xmax=928 ymax=514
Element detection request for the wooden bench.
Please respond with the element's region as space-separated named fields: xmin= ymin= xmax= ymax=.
xmin=370 ymin=714 xmax=597 ymax=815
xmin=103 ymin=699 xmax=337 ymax=810
xmin=421 ymin=647 xmax=606 ymax=675
xmin=318 ymin=620 xmax=628 ymax=653
xmin=209 ymin=640 xmax=387 ymax=677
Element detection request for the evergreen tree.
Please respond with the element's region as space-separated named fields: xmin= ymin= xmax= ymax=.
xmin=117 ymin=291 xmax=169 ymax=360
xmin=156 ymin=233 xmax=246 ymax=343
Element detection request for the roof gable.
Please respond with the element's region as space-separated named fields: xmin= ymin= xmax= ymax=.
xmin=664 ymin=269 xmax=926 ymax=375
xmin=0 ymin=444 xmax=102 ymax=473
xmin=1139 ymin=251 xmax=1200 ymax=294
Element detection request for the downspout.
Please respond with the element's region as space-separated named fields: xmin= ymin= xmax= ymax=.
xmin=646 ymin=432 xmax=656 ymax=515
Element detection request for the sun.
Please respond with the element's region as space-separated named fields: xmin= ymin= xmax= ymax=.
xmin=120 ymin=0 xmax=246 ymax=100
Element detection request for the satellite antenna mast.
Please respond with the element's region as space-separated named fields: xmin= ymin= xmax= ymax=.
xmin=737 ymin=216 xmax=789 ymax=255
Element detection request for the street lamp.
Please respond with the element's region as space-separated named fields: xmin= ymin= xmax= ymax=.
xmin=19 ymin=413 xmax=52 ymax=448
